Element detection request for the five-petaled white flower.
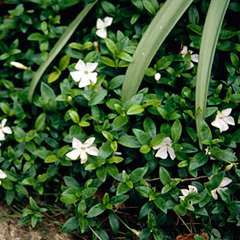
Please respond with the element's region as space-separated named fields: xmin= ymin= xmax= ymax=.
xmin=154 ymin=73 xmax=161 ymax=81
xmin=211 ymin=108 xmax=235 ymax=132
xmin=0 ymin=169 xmax=7 ymax=185
xmin=181 ymin=46 xmax=199 ymax=70
xmin=66 ymin=137 xmax=99 ymax=164
xmin=0 ymin=118 xmax=12 ymax=141
xmin=70 ymin=60 xmax=98 ymax=88
xmin=153 ymin=137 xmax=176 ymax=160
xmin=179 ymin=185 xmax=198 ymax=201
xmin=211 ymin=177 xmax=232 ymax=200
xmin=96 ymin=16 xmax=113 ymax=39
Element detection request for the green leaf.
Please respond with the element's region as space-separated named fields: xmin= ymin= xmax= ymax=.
xmin=62 ymin=216 xmax=79 ymax=232
xmin=118 ymin=135 xmax=141 ymax=148
xmin=143 ymin=117 xmax=156 ymax=138
xmin=116 ymin=182 xmax=131 ymax=195
xmin=101 ymin=1 xmax=115 ymax=15
xmin=154 ymin=197 xmax=167 ymax=214
xmin=27 ymin=1 xmax=97 ymax=102
xmin=87 ymin=203 xmax=106 ymax=218
xmin=200 ymin=120 xmax=212 ymax=144
xmin=159 ymin=167 xmax=171 ymax=185
xmin=35 ymin=113 xmax=46 ymax=131
xmin=40 ymin=82 xmax=56 ymax=100
xmin=96 ymin=167 xmax=107 ymax=182
xmin=15 ymin=184 xmax=28 ymax=195
xmin=67 ymin=110 xmax=80 ymax=124
xmin=89 ymin=89 xmax=107 ymax=106
xmin=230 ymin=52 xmax=239 ymax=67
xmin=142 ymin=0 xmax=156 ymax=14
xmin=109 ymin=212 xmax=119 ymax=234
xmin=129 ymin=167 xmax=148 ymax=183
xmin=132 ymin=129 xmax=150 ymax=145
xmin=44 ymin=155 xmax=58 ymax=163
xmin=189 ymin=152 xmax=208 ymax=171
xmin=47 ymin=70 xmax=61 ymax=83
xmin=109 ymin=75 xmax=124 ymax=90
xmin=100 ymin=56 xmax=116 ymax=67
xmin=60 ymin=194 xmax=78 ymax=204
xmin=121 ymin=0 xmax=193 ymax=100
xmin=105 ymin=38 xmax=118 ymax=56
xmin=150 ymin=133 xmax=166 ymax=147
xmin=209 ymin=147 xmax=237 ymax=162
xmin=174 ymin=204 xmax=187 ymax=216
xmin=126 ymin=105 xmax=144 ymax=115
xmin=113 ymin=115 xmax=129 ymax=128
xmin=205 ymin=171 xmax=224 ymax=191
xmin=64 ymin=176 xmax=80 ymax=187
xmin=171 ymin=119 xmax=182 ymax=142
xmin=195 ymin=0 xmax=230 ymax=147
xmin=59 ymin=55 xmax=70 ymax=71
xmin=118 ymin=52 xmax=133 ymax=62
xmin=106 ymin=164 xmax=119 ymax=179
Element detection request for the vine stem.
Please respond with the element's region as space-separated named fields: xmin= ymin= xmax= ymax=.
xmin=88 ymin=225 xmax=103 ymax=240
xmin=144 ymin=175 xmax=208 ymax=182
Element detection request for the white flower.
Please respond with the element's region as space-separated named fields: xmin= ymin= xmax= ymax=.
xmin=70 ymin=60 xmax=98 ymax=88
xmin=153 ymin=137 xmax=175 ymax=160
xmin=211 ymin=108 xmax=235 ymax=132
xmin=0 ymin=169 xmax=7 ymax=185
xmin=0 ymin=118 xmax=12 ymax=141
xmin=96 ymin=17 xmax=113 ymax=39
xmin=181 ymin=46 xmax=199 ymax=69
xmin=66 ymin=137 xmax=99 ymax=164
xmin=211 ymin=177 xmax=232 ymax=200
xmin=154 ymin=73 xmax=161 ymax=81
xmin=179 ymin=185 xmax=198 ymax=201
xmin=10 ymin=61 xmax=29 ymax=70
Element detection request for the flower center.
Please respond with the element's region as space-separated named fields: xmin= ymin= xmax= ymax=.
xmin=81 ymin=146 xmax=86 ymax=151
xmin=0 ymin=125 xmax=2 ymax=130
xmin=84 ymin=70 xmax=89 ymax=75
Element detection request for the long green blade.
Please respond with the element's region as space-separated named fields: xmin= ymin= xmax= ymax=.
xmin=27 ymin=0 xmax=97 ymax=102
xmin=121 ymin=0 xmax=193 ymax=101
xmin=195 ymin=0 xmax=229 ymax=146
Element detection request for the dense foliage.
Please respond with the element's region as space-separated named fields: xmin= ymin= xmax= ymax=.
xmin=0 ymin=0 xmax=240 ymax=239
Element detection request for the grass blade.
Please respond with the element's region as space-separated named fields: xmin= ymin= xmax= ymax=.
xmin=27 ymin=0 xmax=97 ymax=102
xmin=195 ymin=0 xmax=230 ymax=146
xmin=121 ymin=0 xmax=193 ymax=101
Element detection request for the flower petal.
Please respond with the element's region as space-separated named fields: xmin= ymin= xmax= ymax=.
xmin=224 ymin=116 xmax=235 ymax=126
xmin=211 ymin=189 xmax=218 ymax=200
xmin=154 ymin=73 xmax=161 ymax=81
xmin=181 ymin=189 xmax=189 ymax=197
xmin=0 ymin=169 xmax=7 ymax=179
xmin=72 ymin=137 xmax=82 ymax=149
xmin=84 ymin=137 xmax=95 ymax=147
xmin=104 ymin=17 xmax=113 ymax=27
xmin=79 ymin=75 xmax=91 ymax=88
xmin=70 ymin=71 xmax=82 ymax=82
xmin=188 ymin=185 xmax=198 ymax=193
xmin=96 ymin=18 xmax=105 ymax=29
xmin=66 ymin=149 xmax=81 ymax=160
xmin=0 ymin=131 xmax=5 ymax=141
xmin=75 ymin=59 xmax=86 ymax=71
xmin=86 ymin=146 xmax=99 ymax=156
xmin=167 ymin=147 xmax=176 ymax=160
xmin=181 ymin=46 xmax=188 ymax=56
xmin=86 ymin=62 xmax=98 ymax=72
xmin=220 ymin=177 xmax=232 ymax=187
xmin=155 ymin=146 xmax=168 ymax=159
xmin=1 ymin=119 xmax=7 ymax=127
xmin=96 ymin=28 xmax=107 ymax=39
xmin=221 ymin=108 xmax=232 ymax=116
xmin=80 ymin=151 xmax=88 ymax=164
xmin=3 ymin=126 xmax=12 ymax=134
xmin=211 ymin=119 xmax=228 ymax=132
xmin=191 ymin=54 xmax=199 ymax=63
xmin=88 ymin=72 xmax=98 ymax=84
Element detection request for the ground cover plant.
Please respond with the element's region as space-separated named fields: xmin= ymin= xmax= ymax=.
xmin=0 ymin=0 xmax=240 ymax=239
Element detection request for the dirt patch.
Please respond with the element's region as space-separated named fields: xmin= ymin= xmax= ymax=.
xmin=0 ymin=202 xmax=74 ymax=240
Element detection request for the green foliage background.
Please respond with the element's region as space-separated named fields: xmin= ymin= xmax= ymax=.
xmin=0 ymin=0 xmax=240 ymax=239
